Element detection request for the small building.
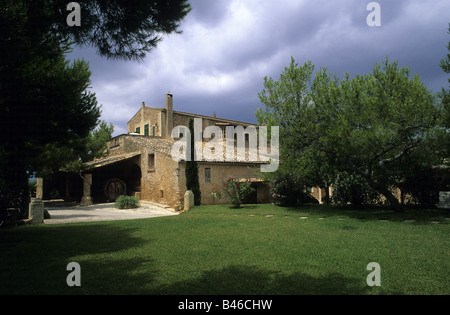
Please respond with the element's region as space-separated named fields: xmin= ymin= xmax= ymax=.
xmin=55 ymin=93 xmax=273 ymax=210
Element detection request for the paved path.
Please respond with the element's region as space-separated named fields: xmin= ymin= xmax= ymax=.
xmin=44 ymin=201 xmax=178 ymax=225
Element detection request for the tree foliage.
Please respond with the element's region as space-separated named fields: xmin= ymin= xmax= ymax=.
xmin=2 ymin=0 xmax=191 ymax=61
xmin=401 ymin=166 xmax=450 ymax=207
xmin=332 ymin=172 xmax=381 ymax=208
xmin=257 ymin=57 xmax=447 ymax=212
xmin=0 ymin=0 xmax=190 ymax=215
xmin=68 ymin=0 xmax=191 ymax=60
xmin=35 ymin=120 xmax=114 ymax=175
xmin=222 ymin=178 xmax=254 ymax=208
xmin=0 ymin=26 xmax=100 ymax=215
xmin=438 ymin=23 xmax=450 ymax=152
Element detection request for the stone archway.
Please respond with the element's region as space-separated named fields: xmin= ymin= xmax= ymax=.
xmin=89 ymin=155 xmax=142 ymax=202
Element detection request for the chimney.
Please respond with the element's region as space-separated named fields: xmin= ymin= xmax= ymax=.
xmin=165 ymin=92 xmax=173 ymax=139
xmin=140 ymin=101 xmax=146 ymax=134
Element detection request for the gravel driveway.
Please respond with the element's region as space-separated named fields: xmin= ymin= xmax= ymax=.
xmin=44 ymin=201 xmax=178 ymax=225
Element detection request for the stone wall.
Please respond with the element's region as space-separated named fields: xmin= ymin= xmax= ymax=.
xmin=140 ymin=150 xmax=182 ymax=210
xmin=127 ymin=105 xmax=163 ymax=137
xmin=137 ymin=151 xmax=271 ymax=209
xmin=437 ymin=191 xmax=450 ymax=209
xmin=310 ymin=187 xmax=335 ymax=204
xmin=107 ymin=136 xmax=142 ymax=156
xmin=177 ymin=162 xmax=269 ymax=206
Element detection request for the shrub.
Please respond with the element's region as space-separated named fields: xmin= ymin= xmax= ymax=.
xmin=209 ymin=192 xmax=222 ymax=205
xmin=401 ymin=166 xmax=449 ymax=208
xmin=332 ymin=172 xmax=380 ymax=208
xmin=269 ymin=173 xmax=308 ymax=206
xmin=115 ymin=195 xmax=140 ymax=209
xmin=222 ymin=178 xmax=255 ymax=208
xmin=49 ymin=189 xmax=60 ymax=200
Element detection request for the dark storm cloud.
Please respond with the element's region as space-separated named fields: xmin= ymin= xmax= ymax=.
xmin=280 ymin=0 xmax=449 ymax=92
xmin=67 ymin=0 xmax=450 ymax=135
xmin=189 ymin=0 xmax=231 ymax=27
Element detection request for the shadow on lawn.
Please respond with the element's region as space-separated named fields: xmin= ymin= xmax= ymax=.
xmin=154 ymin=265 xmax=390 ymax=295
xmin=281 ymin=204 xmax=450 ymax=224
xmin=0 ymin=223 xmax=157 ymax=294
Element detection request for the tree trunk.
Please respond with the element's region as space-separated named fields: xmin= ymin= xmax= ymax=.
xmin=345 ymin=159 xmax=404 ymax=212
xmin=368 ymin=181 xmax=404 ymax=213
xmin=1 ymin=141 xmax=30 ymax=218
xmin=378 ymin=186 xmax=404 ymax=213
xmin=323 ymin=182 xmax=331 ymax=205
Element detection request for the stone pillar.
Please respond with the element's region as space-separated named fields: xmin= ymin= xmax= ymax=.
xmin=29 ymin=198 xmax=44 ymax=224
xmin=329 ymin=186 xmax=334 ymax=199
xmin=80 ymin=173 xmax=93 ymax=206
xmin=165 ymin=93 xmax=173 ymax=139
xmin=140 ymin=101 xmax=145 ymax=134
xmin=135 ymin=192 xmax=141 ymax=200
xmin=184 ymin=190 xmax=194 ymax=211
xmin=437 ymin=191 xmax=450 ymax=209
xmin=36 ymin=177 xmax=44 ymax=199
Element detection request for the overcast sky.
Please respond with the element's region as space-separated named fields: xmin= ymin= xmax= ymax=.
xmin=68 ymin=0 xmax=450 ymax=136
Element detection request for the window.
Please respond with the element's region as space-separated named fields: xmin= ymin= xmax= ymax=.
xmin=160 ymin=190 xmax=164 ymax=199
xmin=148 ymin=154 xmax=155 ymax=171
xmin=144 ymin=124 xmax=149 ymax=136
xmin=135 ymin=127 xmax=140 ymax=134
xmin=205 ymin=168 xmax=211 ymax=183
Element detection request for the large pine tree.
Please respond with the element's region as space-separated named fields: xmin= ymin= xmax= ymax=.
xmin=0 ymin=0 xmax=191 ymax=217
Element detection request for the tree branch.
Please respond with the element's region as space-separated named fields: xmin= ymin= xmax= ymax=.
xmin=378 ymin=139 xmax=421 ymax=170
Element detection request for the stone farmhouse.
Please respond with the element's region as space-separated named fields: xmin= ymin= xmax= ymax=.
xmin=40 ymin=92 xmax=450 ymax=210
xmin=52 ymin=93 xmax=273 ymax=210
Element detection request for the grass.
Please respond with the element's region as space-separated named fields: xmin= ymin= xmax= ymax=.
xmin=0 ymin=204 xmax=449 ymax=295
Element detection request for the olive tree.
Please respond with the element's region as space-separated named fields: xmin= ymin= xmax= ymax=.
xmin=257 ymin=58 xmax=446 ymax=212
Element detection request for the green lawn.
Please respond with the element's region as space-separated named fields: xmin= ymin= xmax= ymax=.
xmin=1 ymin=204 xmax=449 ymax=295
